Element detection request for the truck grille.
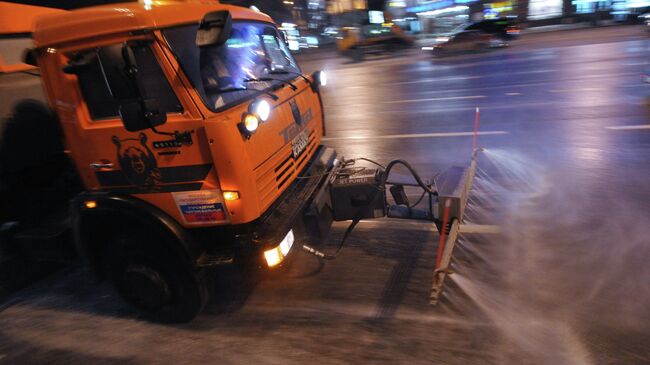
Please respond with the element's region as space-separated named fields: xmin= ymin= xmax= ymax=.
xmin=255 ymin=130 xmax=317 ymax=210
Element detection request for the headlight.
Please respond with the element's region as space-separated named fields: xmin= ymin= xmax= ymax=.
xmin=312 ymin=70 xmax=327 ymax=89
xmin=255 ymin=100 xmax=271 ymax=122
xmin=243 ymin=113 xmax=259 ymax=133
xmin=264 ymin=230 xmax=295 ymax=267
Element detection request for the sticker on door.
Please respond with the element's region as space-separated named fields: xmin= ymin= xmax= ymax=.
xmin=172 ymin=190 xmax=228 ymax=224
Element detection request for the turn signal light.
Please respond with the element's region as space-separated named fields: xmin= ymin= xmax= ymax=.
xmin=223 ymin=191 xmax=240 ymax=201
xmin=84 ymin=201 xmax=97 ymax=209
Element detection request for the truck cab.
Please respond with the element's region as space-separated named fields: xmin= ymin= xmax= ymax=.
xmin=0 ymin=0 xmax=332 ymax=322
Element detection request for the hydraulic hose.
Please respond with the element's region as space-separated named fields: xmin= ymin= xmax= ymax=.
xmin=380 ymin=159 xmax=437 ymax=195
xmin=303 ymin=158 xmax=438 ymax=261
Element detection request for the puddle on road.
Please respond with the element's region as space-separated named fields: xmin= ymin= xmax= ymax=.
xmin=443 ymin=148 xmax=650 ymax=364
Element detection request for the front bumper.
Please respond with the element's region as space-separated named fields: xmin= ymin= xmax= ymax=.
xmin=251 ymin=146 xmax=339 ymax=265
xmin=191 ymin=146 xmax=339 ymax=267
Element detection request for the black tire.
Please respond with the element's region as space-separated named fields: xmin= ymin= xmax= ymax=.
xmin=105 ymin=235 xmax=208 ymax=323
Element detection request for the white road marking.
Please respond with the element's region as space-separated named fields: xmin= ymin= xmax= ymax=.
xmin=387 ymin=75 xmax=482 ymax=86
xmin=459 ymin=224 xmax=501 ymax=234
xmin=605 ymin=125 xmax=650 ymax=130
xmin=528 ymin=69 xmax=555 ymax=74
xmin=323 ymin=131 xmax=508 ymax=141
xmin=385 ymin=95 xmax=486 ymax=104
xmin=505 ymin=92 xmax=523 ymax=96
xmin=549 ymin=87 xmax=604 ymax=93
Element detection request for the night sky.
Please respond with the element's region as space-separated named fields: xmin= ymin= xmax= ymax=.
xmin=4 ymin=0 xmax=129 ymax=9
xmin=5 ymin=0 xmax=385 ymax=12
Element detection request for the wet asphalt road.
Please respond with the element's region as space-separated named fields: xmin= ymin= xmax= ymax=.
xmin=0 ymin=25 xmax=649 ymax=364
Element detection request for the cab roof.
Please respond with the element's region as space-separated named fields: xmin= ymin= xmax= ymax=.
xmin=32 ymin=0 xmax=274 ymax=48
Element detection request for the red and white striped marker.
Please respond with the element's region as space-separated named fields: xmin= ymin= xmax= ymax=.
xmin=472 ymin=107 xmax=480 ymax=153
xmin=435 ymin=198 xmax=452 ymax=270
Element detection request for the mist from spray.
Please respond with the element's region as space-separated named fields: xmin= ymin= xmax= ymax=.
xmin=447 ymin=148 xmax=650 ymax=364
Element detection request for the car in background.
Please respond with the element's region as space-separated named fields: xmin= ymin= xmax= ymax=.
xmin=423 ymin=29 xmax=502 ymax=57
xmin=465 ymin=18 xmax=520 ymax=41
xmin=422 ymin=18 xmax=519 ymax=57
xmin=640 ymin=13 xmax=650 ymax=31
xmin=279 ymin=23 xmax=302 ymax=52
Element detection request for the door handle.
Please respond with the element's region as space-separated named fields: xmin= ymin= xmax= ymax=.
xmin=90 ymin=162 xmax=114 ymax=170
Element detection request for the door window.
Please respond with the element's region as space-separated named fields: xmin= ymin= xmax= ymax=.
xmin=71 ymin=44 xmax=183 ymax=121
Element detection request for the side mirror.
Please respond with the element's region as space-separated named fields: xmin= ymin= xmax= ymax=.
xmin=62 ymin=52 xmax=97 ymax=74
xmin=98 ymin=44 xmax=139 ymax=100
xmin=196 ymin=10 xmax=232 ymax=47
xmin=101 ymin=43 xmax=166 ymax=132
xmin=23 ymin=49 xmax=38 ymax=67
xmin=120 ymin=99 xmax=166 ymax=132
xmin=63 ymin=42 xmax=166 ymax=132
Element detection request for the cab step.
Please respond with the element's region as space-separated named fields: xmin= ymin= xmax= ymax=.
xmin=196 ymin=252 xmax=234 ymax=267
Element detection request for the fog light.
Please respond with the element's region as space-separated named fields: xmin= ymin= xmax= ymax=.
xmin=264 ymin=247 xmax=282 ymax=267
xmin=223 ymin=191 xmax=240 ymax=201
xmin=264 ymin=230 xmax=295 ymax=268
xmin=243 ymin=113 xmax=259 ymax=133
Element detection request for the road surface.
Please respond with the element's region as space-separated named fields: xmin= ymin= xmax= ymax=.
xmin=0 ymin=25 xmax=649 ymax=365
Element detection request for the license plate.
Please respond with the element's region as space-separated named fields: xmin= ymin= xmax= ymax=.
xmin=291 ymin=130 xmax=309 ymax=158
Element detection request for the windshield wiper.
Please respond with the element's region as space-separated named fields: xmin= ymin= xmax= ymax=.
xmin=215 ymin=86 xmax=279 ymax=101
xmin=268 ymin=69 xmax=311 ymax=84
xmin=244 ymin=77 xmax=297 ymax=91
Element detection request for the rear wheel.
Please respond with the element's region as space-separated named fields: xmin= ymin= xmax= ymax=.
xmin=105 ymin=235 xmax=208 ymax=323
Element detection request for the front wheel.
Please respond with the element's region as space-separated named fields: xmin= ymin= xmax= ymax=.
xmin=105 ymin=236 xmax=208 ymax=323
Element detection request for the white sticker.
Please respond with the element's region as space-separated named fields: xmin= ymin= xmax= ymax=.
xmin=172 ymin=190 xmax=228 ymax=225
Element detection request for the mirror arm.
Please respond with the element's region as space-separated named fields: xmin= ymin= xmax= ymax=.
xmin=150 ymin=126 xmax=175 ymax=137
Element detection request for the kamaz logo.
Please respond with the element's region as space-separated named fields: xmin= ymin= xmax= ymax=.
xmin=279 ymin=108 xmax=313 ymax=143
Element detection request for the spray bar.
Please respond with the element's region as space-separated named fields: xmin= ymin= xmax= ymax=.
xmin=430 ymin=153 xmax=479 ymax=305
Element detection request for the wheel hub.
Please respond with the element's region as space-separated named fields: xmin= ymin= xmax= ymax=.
xmin=122 ymin=264 xmax=172 ymax=310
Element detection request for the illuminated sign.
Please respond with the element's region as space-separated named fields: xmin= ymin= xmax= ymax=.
xmin=528 ymin=0 xmax=563 ymax=19
xmin=389 ymin=0 xmax=407 ymax=7
xmin=408 ymin=0 xmax=455 ymax=13
xmin=369 ymin=10 xmax=385 ymax=23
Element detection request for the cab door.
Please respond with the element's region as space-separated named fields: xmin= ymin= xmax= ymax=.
xmin=58 ymin=39 xmax=218 ymax=223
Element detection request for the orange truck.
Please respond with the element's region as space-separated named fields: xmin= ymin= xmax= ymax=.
xmin=0 ymin=0 xmax=331 ymax=322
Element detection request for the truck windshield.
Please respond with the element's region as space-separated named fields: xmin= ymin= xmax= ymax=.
xmin=163 ymin=21 xmax=301 ymax=111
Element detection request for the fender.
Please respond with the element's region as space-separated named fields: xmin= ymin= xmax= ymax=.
xmin=70 ymin=192 xmax=199 ymax=276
